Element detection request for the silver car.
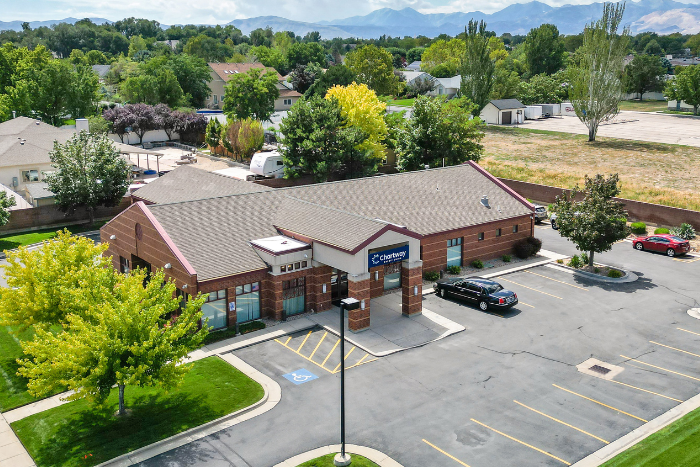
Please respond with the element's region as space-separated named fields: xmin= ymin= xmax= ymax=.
xmin=534 ymin=205 xmax=549 ymax=224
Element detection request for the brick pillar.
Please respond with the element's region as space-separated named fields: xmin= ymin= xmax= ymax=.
xmin=226 ymin=287 xmax=237 ymax=327
xmin=402 ymin=260 xmax=423 ymax=317
xmin=347 ymin=273 xmax=370 ymax=332
xmin=369 ymin=265 xmax=384 ymax=299
xmin=311 ymin=263 xmax=333 ymax=313
xmin=262 ymin=274 xmax=285 ymax=321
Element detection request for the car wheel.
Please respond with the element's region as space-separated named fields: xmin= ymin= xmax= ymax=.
xmin=440 ymin=288 xmax=446 ymax=298
xmin=479 ymin=300 xmax=488 ymax=311
xmin=635 ymin=242 xmax=644 ymax=251
xmin=551 ymin=221 xmax=558 ymax=230
xmin=667 ymin=248 xmax=676 ymax=257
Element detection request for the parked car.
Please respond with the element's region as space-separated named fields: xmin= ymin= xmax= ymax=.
xmin=632 ymin=234 xmax=690 ymax=257
xmin=534 ymin=205 xmax=549 ymax=224
xmin=550 ymin=212 xmax=558 ymax=230
xmin=434 ymin=277 xmax=518 ymax=311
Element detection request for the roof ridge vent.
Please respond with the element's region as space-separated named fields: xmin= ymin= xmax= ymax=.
xmin=481 ymin=195 xmax=490 ymax=208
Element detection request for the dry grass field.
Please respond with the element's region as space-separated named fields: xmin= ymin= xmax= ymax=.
xmin=480 ymin=127 xmax=700 ymax=212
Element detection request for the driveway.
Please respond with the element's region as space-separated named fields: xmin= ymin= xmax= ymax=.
xmin=135 ymin=226 xmax=700 ymax=467
xmin=519 ymin=112 xmax=700 ymax=147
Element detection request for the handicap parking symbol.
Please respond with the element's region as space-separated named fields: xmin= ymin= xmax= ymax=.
xmin=282 ymin=368 xmax=318 ymax=385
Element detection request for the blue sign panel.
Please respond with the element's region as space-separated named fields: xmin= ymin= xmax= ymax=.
xmin=282 ymin=369 xmax=318 ymax=385
xmin=368 ymin=245 xmax=409 ymax=268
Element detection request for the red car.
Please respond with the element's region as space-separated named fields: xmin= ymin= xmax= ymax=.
xmin=633 ymin=234 xmax=691 ymax=257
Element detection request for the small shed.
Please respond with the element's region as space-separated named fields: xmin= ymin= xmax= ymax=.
xmin=480 ymin=99 xmax=526 ymax=125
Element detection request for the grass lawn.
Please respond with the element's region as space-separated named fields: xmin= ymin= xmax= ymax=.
xmin=12 ymin=356 xmax=264 ymax=467
xmin=0 ymin=220 xmax=107 ymax=251
xmin=618 ymin=100 xmax=667 ymax=112
xmin=481 ymin=126 xmax=700 ymax=212
xmin=296 ymin=454 xmax=380 ymax=467
xmin=386 ymin=98 xmax=415 ymax=107
xmin=601 ymin=406 xmax=700 ymax=467
xmin=0 ymin=325 xmax=45 ymax=411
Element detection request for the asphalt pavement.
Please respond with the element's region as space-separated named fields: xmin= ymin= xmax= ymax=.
xmin=135 ymin=224 xmax=700 ymax=467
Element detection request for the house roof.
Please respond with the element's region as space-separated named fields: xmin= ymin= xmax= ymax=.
xmin=91 ymin=65 xmax=111 ymax=78
xmin=0 ymin=183 xmax=32 ymax=210
xmin=402 ymin=71 xmax=434 ymax=83
xmin=24 ymin=182 xmax=54 ymax=200
xmin=134 ymin=163 xmax=533 ymax=281
xmin=278 ymin=88 xmax=302 ymax=98
xmin=131 ymin=165 xmax=271 ymax=204
xmin=489 ymin=99 xmax=526 ymax=110
xmin=208 ymin=62 xmax=282 ymax=81
xmin=406 ymin=61 xmax=421 ymax=70
xmin=435 ymin=76 xmax=461 ymax=89
xmin=0 ymin=117 xmax=74 ymax=167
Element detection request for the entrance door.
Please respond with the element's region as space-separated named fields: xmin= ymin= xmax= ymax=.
xmin=384 ymin=262 xmax=402 ymax=290
xmin=331 ymin=269 xmax=348 ymax=306
xmin=502 ymin=111 xmax=512 ymax=124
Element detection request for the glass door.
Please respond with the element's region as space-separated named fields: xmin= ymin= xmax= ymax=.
xmin=331 ymin=269 xmax=348 ymax=306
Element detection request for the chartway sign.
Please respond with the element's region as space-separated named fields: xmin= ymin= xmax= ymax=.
xmin=369 ymin=245 xmax=409 ymax=267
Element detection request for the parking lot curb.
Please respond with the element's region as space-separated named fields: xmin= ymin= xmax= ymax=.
xmin=273 ymin=444 xmax=403 ymax=467
xmin=95 ymin=354 xmax=281 ymax=467
xmin=571 ymin=392 xmax=700 ymax=467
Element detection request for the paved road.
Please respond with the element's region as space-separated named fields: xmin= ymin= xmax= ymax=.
xmin=519 ymin=111 xmax=700 ymax=147
xmin=137 ymin=226 xmax=700 ymax=467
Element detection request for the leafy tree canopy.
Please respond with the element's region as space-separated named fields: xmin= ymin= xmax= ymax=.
xmin=345 ymin=45 xmax=399 ymax=96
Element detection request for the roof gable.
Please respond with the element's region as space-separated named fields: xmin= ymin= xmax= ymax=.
xmin=490 ymin=99 xmax=526 ymax=110
xmin=208 ymin=62 xmax=282 ymax=81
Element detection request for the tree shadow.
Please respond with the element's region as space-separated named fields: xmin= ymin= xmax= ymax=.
xmin=26 ymin=391 xmax=220 ymax=467
xmin=571 ymin=271 xmax=657 ymax=294
xmin=587 ymin=139 xmax=679 ymax=153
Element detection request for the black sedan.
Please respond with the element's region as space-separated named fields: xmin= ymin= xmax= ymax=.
xmin=434 ymin=277 xmax=518 ymax=311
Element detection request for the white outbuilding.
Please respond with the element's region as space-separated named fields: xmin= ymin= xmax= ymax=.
xmin=480 ymin=99 xmax=526 ymax=125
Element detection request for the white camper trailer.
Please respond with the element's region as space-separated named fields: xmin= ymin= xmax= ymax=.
xmin=250 ymin=151 xmax=285 ymax=179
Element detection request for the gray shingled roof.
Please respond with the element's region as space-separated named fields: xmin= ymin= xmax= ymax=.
xmin=24 ymin=182 xmax=54 ymax=199
xmin=0 ymin=117 xmax=74 ymax=167
xmin=490 ymin=99 xmax=526 ymax=110
xmin=91 ymin=65 xmax=111 ymax=78
xmin=143 ymin=163 xmax=532 ymax=281
xmin=132 ymin=165 xmax=271 ymax=204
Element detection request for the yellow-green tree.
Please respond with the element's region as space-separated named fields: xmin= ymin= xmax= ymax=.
xmin=325 ymin=82 xmax=388 ymax=162
xmin=18 ymin=268 xmax=208 ymax=416
xmin=344 ymin=45 xmax=399 ymax=96
xmin=421 ymin=39 xmax=465 ymax=77
xmin=0 ymin=230 xmax=114 ymax=329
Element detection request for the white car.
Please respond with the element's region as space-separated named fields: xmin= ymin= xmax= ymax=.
xmin=534 ymin=205 xmax=549 ymax=224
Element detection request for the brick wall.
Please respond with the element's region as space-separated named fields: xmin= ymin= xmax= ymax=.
xmin=499 ymin=178 xmax=700 ymax=231
xmin=401 ymin=264 xmax=422 ymax=316
xmin=0 ymin=197 xmax=131 ymax=235
xmin=369 ymin=265 xmax=385 ymax=299
xmin=348 ymin=278 xmax=370 ymax=331
xmin=421 ymin=214 xmax=533 ymax=273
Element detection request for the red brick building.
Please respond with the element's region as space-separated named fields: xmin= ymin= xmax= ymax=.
xmin=101 ymin=162 xmax=534 ymax=332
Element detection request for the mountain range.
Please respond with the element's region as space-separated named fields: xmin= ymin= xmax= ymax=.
xmin=1 ymin=0 xmax=699 ymax=38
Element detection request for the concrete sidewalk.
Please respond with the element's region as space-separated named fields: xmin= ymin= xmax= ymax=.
xmin=309 ymin=294 xmax=465 ymax=357
xmin=0 ymin=414 xmax=35 ymax=467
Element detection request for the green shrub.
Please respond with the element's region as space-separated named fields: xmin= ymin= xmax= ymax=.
xmin=654 ymin=227 xmax=670 ymax=234
xmin=201 ymin=320 xmax=265 ymax=346
xmin=630 ymin=222 xmax=647 ymax=234
xmin=579 ymin=252 xmax=589 ymax=265
xmin=514 ymin=236 xmax=542 ymax=259
xmin=471 ymin=259 xmax=484 ymax=269
xmin=568 ymin=255 xmax=582 ymax=268
xmin=527 ymin=236 xmax=543 ymax=255
xmin=502 ymin=254 xmax=512 ymax=263
xmin=556 ymin=259 xmax=564 ymax=264
xmin=607 ymin=269 xmax=623 ymax=278
xmin=671 ymin=223 xmax=696 ymax=240
xmin=423 ymin=270 xmax=440 ymax=282
xmin=446 ymin=265 xmax=461 ymax=275
xmin=239 ymin=320 xmax=266 ymax=334
xmin=594 ymin=267 xmax=600 ymax=273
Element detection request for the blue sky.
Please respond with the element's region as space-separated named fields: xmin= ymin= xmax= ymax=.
xmin=3 ymin=0 xmax=700 ymax=25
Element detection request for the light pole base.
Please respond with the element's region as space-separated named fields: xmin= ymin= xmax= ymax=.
xmin=333 ymin=453 xmax=352 ymax=466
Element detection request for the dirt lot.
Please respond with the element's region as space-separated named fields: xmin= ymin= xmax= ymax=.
xmin=480 ymin=126 xmax=700 ymax=211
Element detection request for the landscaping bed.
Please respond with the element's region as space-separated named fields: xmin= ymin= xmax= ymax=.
xmin=11 ymin=356 xmax=264 ymax=467
xmin=601 ymin=405 xmax=700 ymax=467
xmin=555 ymin=256 xmax=626 ymax=279
xmin=296 ymin=453 xmax=380 ymax=467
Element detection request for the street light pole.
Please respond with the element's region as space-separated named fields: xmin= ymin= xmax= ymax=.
xmin=335 ymin=297 xmax=360 ymax=467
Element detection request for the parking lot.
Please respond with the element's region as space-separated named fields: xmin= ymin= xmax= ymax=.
xmin=139 ymin=227 xmax=700 ymax=467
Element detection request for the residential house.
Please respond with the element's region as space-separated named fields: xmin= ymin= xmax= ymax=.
xmin=406 ymin=61 xmax=421 ymax=71
xmin=91 ymin=65 xmax=111 ymax=83
xmin=206 ymin=63 xmax=302 ymax=112
xmin=480 ymin=99 xmax=526 ymax=125
xmin=432 ymin=76 xmax=461 ymax=99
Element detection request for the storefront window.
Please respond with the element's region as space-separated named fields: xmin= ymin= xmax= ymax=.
xmin=446 ymin=237 xmax=463 ymax=267
xmin=236 ymin=282 xmax=260 ymax=323
xmin=384 ymin=262 xmax=401 ymax=290
xmin=202 ymin=289 xmax=227 ymax=330
xmin=283 ymin=277 xmax=305 ymax=316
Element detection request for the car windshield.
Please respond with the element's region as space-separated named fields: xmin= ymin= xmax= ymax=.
xmin=484 ymin=283 xmax=503 ymax=294
xmin=670 ymin=236 xmax=686 ymax=242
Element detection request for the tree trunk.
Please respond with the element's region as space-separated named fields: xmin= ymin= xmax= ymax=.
xmin=117 ymin=384 xmax=126 ymax=416
xmin=588 ymin=126 xmax=597 ymax=142
xmin=695 ymin=105 xmax=699 ymax=116
xmin=589 ymin=250 xmax=595 ymax=267
xmin=88 ymin=206 xmax=95 ymax=225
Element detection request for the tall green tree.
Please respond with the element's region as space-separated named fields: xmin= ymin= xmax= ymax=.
xmin=0 ymin=191 xmax=15 ymax=226
xmin=33 ymin=60 xmax=73 ymax=125
xmin=518 ymin=71 xmax=569 ymax=104
xmin=524 ymin=24 xmax=566 ymax=76
xmin=624 ymin=54 xmax=666 ymax=100
xmin=552 ymin=173 xmax=629 ymax=267
xmin=279 ymin=96 xmax=374 ymax=181
xmin=569 ymin=3 xmax=630 ymax=141
xmin=396 ymin=96 xmax=484 ymax=171
xmin=167 ymin=54 xmax=212 ymax=108
xmin=286 ymin=42 xmax=326 ymax=69
xmin=223 ymin=68 xmax=279 ymax=121
xmin=45 ymin=132 xmax=130 ymax=224
xmin=665 ymin=65 xmax=700 ymax=115
xmin=345 ymin=45 xmax=399 ymax=96
xmin=0 ymin=231 xmax=112 ymax=329
xmin=68 ymin=64 xmax=100 ymax=119
xmin=205 ymin=118 xmax=222 ymax=154
xmin=460 ymin=20 xmax=496 ymax=115
xmin=304 ymin=65 xmax=356 ymax=98
xmin=421 ymin=39 xmax=464 ymax=77
xmin=17 ymin=268 xmax=208 ymax=416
